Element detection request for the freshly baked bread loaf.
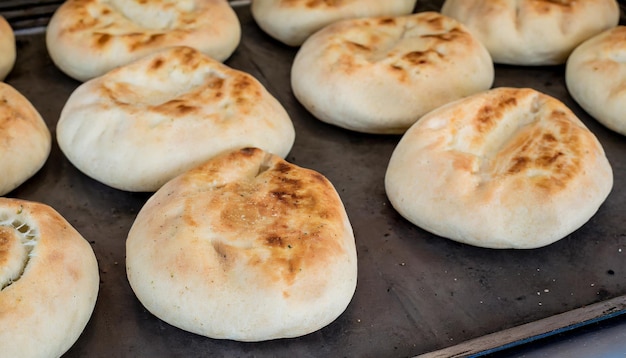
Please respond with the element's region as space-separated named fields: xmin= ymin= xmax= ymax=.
xmin=385 ymin=87 xmax=613 ymax=249
xmin=46 ymin=0 xmax=241 ymax=81
xmin=0 ymin=197 xmax=99 ymax=357
xmin=0 ymin=16 xmax=15 ymax=80
xmin=441 ymin=0 xmax=619 ymax=65
xmin=566 ymin=26 xmax=626 ymax=136
xmin=57 ymin=46 xmax=295 ymax=192
xmin=291 ymin=12 xmax=494 ymax=134
xmin=126 ymin=147 xmax=358 ymax=341
xmin=0 ymin=83 xmax=51 ymax=196
xmin=251 ymin=0 xmax=417 ymax=46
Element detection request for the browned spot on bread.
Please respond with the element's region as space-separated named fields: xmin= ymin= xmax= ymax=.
xmin=203 ymin=153 xmax=346 ymax=286
xmin=158 ymin=99 xmax=198 ymax=115
xmin=95 ymin=33 xmax=111 ymax=47
xmin=150 ymin=58 xmax=164 ymax=71
xmin=0 ymin=227 xmax=12 ymax=267
xmin=421 ymin=28 xmax=465 ymax=42
xmin=345 ymin=41 xmax=371 ymax=51
xmin=378 ymin=17 xmax=396 ymax=26
xmin=475 ymin=96 xmax=518 ymax=134
xmin=499 ymin=109 xmax=584 ymax=193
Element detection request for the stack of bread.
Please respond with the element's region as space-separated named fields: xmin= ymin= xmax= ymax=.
xmin=1 ymin=0 xmax=623 ymax=353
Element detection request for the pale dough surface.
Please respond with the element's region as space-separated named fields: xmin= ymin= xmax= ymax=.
xmin=441 ymin=0 xmax=619 ymax=65
xmin=0 ymin=16 xmax=15 ymax=80
xmin=252 ymin=0 xmax=417 ymax=46
xmin=566 ymin=26 xmax=626 ymax=136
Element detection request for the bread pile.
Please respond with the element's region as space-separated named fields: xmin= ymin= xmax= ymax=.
xmin=1 ymin=0 xmax=623 ymax=353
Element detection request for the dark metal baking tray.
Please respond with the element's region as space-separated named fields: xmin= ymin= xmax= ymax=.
xmin=3 ymin=1 xmax=625 ymax=357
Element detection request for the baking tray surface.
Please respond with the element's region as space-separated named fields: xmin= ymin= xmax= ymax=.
xmin=3 ymin=1 xmax=625 ymax=357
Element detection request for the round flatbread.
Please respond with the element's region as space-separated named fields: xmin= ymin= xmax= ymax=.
xmin=566 ymin=26 xmax=626 ymax=136
xmin=126 ymin=147 xmax=358 ymax=341
xmin=46 ymin=0 xmax=241 ymax=81
xmin=57 ymin=46 xmax=295 ymax=192
xmin=291 ymin=12 xmax=494 ymax=134
xmin=441 ymin=0 xmax=619 ymax=65
xmin=0 ymin=197 xmax=99 ymax=357
xmin=0 ymin=16 xmax=16 ymax=81
xmin=251 ymin=0 xmax=417 ymax=46
xmin=0 ymin=82 xmax=51 ymax=196
xmin=385 ymin=87 xmax=613 ymax=249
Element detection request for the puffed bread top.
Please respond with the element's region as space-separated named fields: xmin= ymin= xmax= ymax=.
xmin=46 ymin=0 xmax=241 ymax=81
xmin=252 ymin=0 xmax=417 ymax=46
xmin=441 ymin=0 xmax=619 ymax=65
xmin=385 ymin=87 xmax=613 ymax=249
xmin=57 ymin=46 xmax=295 ymax=192
xmin=126 ymin=147 xmax=358 ymax=341
xmin=291 ymin=12 xmax=494 ymax=134
xmin=566 ymin=26 xmax=626 ymax=136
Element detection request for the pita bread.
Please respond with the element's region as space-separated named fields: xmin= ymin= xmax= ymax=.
xmin=251 ymin=0 xmax=417 ymax=46
xmin=0 ymin=82 xmax=51 ymax=196
xmin=57 ymin=46 xmax=295 ymax=192
xmin=566 ymin=26 xmax=626 ymax=136
xmin=441 ymin=0 xmax=620 ymax=65
xmin=0 ymin=16 xmax=15 ymax=81
xmin=0 ymin=197 xmax=99 ymax=357
xmin=385 ymin=87 xmax=613 ymax=249
xmin=46 ymin=0 xmax=241 ymax=81
xmin=291 ymin=12 xmax=494 ymax=134
xmin=126 ymin=147 xmax=358 ymax=341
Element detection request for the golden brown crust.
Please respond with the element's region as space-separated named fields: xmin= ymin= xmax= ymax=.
xmin=385 ymin=87 xmax=613 ymax=248
xmin=126 ymin=148 xmax=357 ymax=341
xmin=0 ymin=83 xmax=51 ymax=196
xmin=0 ymin=198 xmax=99 ymax=357
xmin=46 ymin=0 xmax=241 ymax=81
xmin=57 ymin=47 xmax=295 ymax=192
xmin=291 ymin=12 xmax=494 ymax=133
